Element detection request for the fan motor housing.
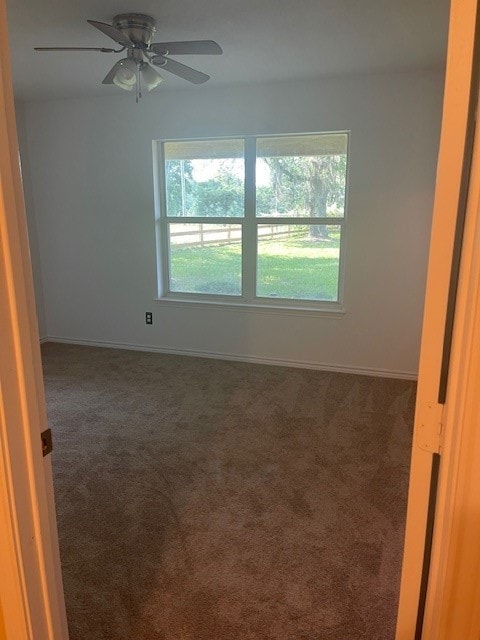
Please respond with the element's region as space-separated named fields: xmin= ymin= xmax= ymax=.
xmin=113 ymin=13 xmax=156 ymax=48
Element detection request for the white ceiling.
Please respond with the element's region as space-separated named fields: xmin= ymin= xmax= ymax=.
xmin=7 ymin=0 xmax=450 ymax=101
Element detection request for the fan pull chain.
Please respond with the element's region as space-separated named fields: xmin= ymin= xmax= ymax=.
xmin=134 ymin=63 xmax=143 ymax=103
xmin=136 ymin=64 xmax=139 ymax=103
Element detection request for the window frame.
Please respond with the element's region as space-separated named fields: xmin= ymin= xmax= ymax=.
xmin=153 ymin=132 xmax=349 ymax=313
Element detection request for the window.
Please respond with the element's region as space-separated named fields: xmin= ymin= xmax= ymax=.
xmin=154 ymin=133 xmax=348 ymax=310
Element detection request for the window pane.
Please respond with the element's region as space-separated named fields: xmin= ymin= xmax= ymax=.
xmin=169 ymin=223 xmax=242 ymax=295
xmin=256 ymin=134 xmax=347 ymax=218
xmin=164 ymin=139 xmax=244 ymax=217
xmin=256 ymin=224 xmax=341 ymax=301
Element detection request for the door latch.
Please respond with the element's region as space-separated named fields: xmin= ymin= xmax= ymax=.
xmin=41 ymin=428 xmax=53 ymax=457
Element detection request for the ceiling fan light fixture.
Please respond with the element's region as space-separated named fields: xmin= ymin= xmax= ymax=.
xmin=112 ymin=57 xmax=137 ymax=91
xmin=141 ymin=63 xmax=164 ymax=91
xmin=34 ymin=14 xmax=223 ymax=100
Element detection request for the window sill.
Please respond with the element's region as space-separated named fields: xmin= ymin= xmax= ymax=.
xmin=154 ymin=296 xmax=345 ymax=318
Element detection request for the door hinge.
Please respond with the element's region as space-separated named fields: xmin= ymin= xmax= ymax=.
xmin=416 ymin=402 xmax=444 ymax=454
xmin=41 ymin=428 xmax=53 ymax=457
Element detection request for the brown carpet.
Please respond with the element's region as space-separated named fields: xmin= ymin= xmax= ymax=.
xmin=42 ymin=342 xmax=415 ymax=640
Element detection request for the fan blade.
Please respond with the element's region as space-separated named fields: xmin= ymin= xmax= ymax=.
xmin=102 ymin=61 xmax=123 ymax=84
xmin=152 ymin=56 xmax=210 ymax=84
xmin=150 ymin=40 xmax=222 ymax=56
xmin=35 ymin=47 xmax=119 ymax=53
xmin=87 ymin=20 xmax=133 ymax=47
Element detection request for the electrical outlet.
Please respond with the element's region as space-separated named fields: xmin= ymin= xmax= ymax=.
xmin=145 ymin=312 xmax=153 ymax=325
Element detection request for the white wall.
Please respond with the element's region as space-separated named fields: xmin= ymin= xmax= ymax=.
xmin=18 ymin=69 xmax=444 ymax=377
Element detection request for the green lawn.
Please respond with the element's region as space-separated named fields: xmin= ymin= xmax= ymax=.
xmin=170 ymin=233 xmax=340 ymax=301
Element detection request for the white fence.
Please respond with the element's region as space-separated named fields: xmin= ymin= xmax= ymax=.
xmin=170 ymin=223 xmax=302 ymax=247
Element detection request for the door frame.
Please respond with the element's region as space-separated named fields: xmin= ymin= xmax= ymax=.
xmin=396 ymin=0 xmax=480 ymax=637
xmin=422 ymin=80 xmax=480 ymax=640
xmin=0 ymin=0 xmax=68 ymax=637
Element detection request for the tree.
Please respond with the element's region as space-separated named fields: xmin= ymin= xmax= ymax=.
xmin=166 ymin=159 xmax=244 ymax=217
xmin=263 ymin=154 xmax=346 ymax=238
xmin=165 ymin=159 xmax=195 ymax=216
xmin=195 ymin=162 xmax=243 ymax=217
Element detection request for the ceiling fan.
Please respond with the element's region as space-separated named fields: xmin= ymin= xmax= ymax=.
xmin=34 ymin=13 xmax=223 ymax=101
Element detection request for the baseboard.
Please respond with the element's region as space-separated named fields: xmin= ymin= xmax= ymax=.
xmin=39 ymin=336 xmax=48 ymax=344
xmin=42 ymin=336 xmax=418 ymax=380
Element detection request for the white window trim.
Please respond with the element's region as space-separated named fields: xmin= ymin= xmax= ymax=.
xmin=153 ymin=132 xmax=349 ymax=314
